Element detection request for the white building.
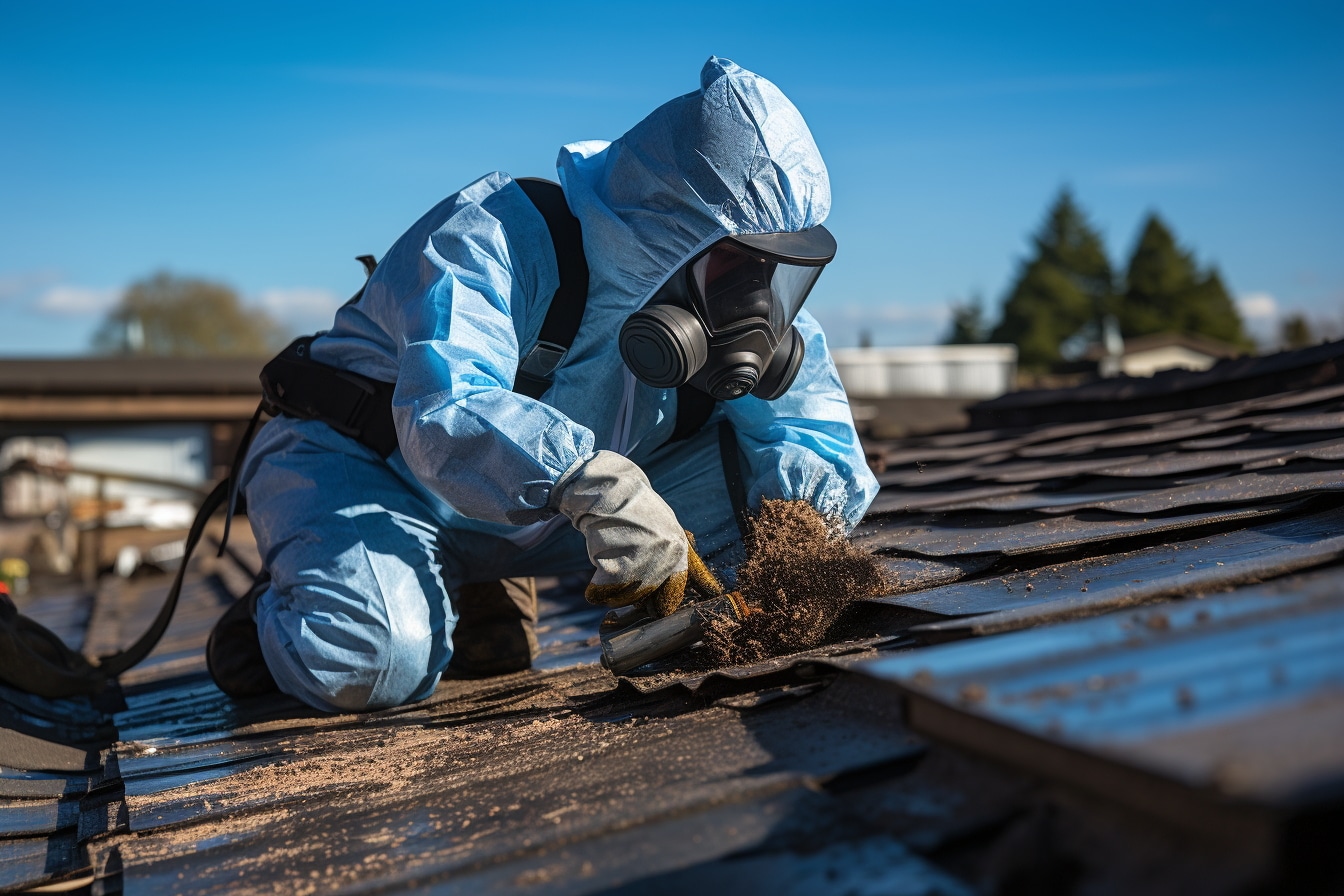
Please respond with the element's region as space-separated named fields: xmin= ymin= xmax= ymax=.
xmin=829 ymin=344 xmax=1019 ymax=400
xmin=1087 ymin=332 xmax=1243 ymax=378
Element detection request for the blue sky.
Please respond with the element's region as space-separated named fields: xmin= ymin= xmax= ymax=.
xmin=2 ymin=1 xmax=1340 ymax=354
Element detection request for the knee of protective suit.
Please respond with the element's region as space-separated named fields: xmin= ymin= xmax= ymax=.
xmin=255 ymin=585 xmax=444 ymax=713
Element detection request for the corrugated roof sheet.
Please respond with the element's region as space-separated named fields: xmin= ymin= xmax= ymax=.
xmin=856 ymin=569 xmax=1344 ymax=852
xmin=5 ymin=342 xmax=1344 ymax=893
xmin=0 ymin=359 xmax=264 ymax=396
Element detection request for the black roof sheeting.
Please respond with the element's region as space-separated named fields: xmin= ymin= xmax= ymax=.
xmin=4 ymin=343 xmax=1344 ymax=893
xmin=969 ymin=338 xmax=1344 ymax=428
xmin=0 ymin=358 xmax=264 ymax=396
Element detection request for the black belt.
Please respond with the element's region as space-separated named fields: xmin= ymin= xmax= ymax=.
xmin=259 ymin=336 xmax=399 ymax=457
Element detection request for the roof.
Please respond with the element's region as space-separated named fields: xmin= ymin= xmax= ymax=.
xmin=0 ymin=358 xmax=265 ymax=424
xmin=0 ymin=358 xmax=264 ymax=396
xmin=4 ymin=341 xmax=1344 ymax=893
xmin=1082 ymin=330 xmax=1247 ymax=362
xmin=970 ymin=337 xmax=1344 ymax=427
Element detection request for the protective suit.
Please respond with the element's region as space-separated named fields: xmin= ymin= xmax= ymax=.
xmin=239 ymin=57 xmax=879 ymax=712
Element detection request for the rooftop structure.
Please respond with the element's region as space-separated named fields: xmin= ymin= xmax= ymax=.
xmin=4 ymin=341 xmax=1344 ymax=893
xmin=1083 ymin=331 xmax=1246 ymax=378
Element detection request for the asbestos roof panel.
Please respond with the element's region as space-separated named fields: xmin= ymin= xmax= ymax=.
xmin=98 ymin=674 xmax=927 ymax=893
xmin=876 ymin=432 xmax=1344 ymax=490
xmin=1014 ymin=420 xmax=1243 ymax=457
xmin=0 ymin=357 xmax=265 ymax=396
xmin=0 ymin=695 xmax=116 ymax=758
xmin=0 ymin=768 xmax=92 ymax=801
xmin=853 ymin=503 xmax=1285 ymax=559
xmin=0 ymin=830 xmax=87 ymax=893
xmin=855 ymin=575 xmax=1344 ymax=824
xmin=0 ymin=795 xmax=82 ymax=837
xmin=876 ymin=386 xmax=1344 ymax=476
xmin=594 ymin=830 xmax=973 ymax=896
xmin=8 ymin=343 xmax=1344 ymax=892
xmin=1037 ymin=465 xmax=1344 ymax=515
xmin=614 ymin=637 xmax=911 ymax=698
xmin=877 ymin=553 xmax=999 ymax=592
xmin=967 ymin=338 xmax=1344 ymax=427
xmin=1085 ymin=437 xmax=1344 ymax=477
xmin=867 ymin=481 xmax=1040 ymax=514
xmin=871 ymin=504 xmax=1344 ymax=628
xmin=885 ymin=464 xmax=1344 ymax=515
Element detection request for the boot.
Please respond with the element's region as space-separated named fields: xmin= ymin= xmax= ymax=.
xmin=206 ymin=573 xmax=280 ymax=698
xmin=447 ymin=577 xmax=539 ymax=676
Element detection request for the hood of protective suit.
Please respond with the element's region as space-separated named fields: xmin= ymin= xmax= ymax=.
xmin=558 ymin=57 xmax=831 ymax=314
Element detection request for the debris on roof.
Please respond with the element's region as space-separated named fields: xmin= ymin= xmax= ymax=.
xmin=5 ymin=340 xmax=1344 ymax=893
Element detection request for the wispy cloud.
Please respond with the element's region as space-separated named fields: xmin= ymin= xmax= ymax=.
xmin=801 ymin=71 xmax=1176 ymax=105
xmin=1100 ymin=161 xmax=1220 ymax=187
xmin=33 ymin=284 xmax=123 ymax=316
xmin=1237 ymin=291 xmax=1283 ymax=349
xmin=257 ymin=286 xmax=343 ymax=332
xmin=1238 ymin=291 xmax=1279 ymax=320
xmin=0 ymin=269 xmax=62 ymax=303
xmin=298 ymin=66 xmax=642 ymax=101
xmin=823 ymin=302 xmax=950 ymax=324
xmin=813 ymin=302 xmax=951 ymax=347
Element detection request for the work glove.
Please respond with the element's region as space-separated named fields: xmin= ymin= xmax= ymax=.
xmin=551 ymin=450 xmax=689 ymax=617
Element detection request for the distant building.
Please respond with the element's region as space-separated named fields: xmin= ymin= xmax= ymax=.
xmin=829 ymin=345 xmax=1018 ymax=437
xmin=1085 ymin=332 xmax=1244 ymax=378
xmin=831 ymin=345 xmax=1019 ymax=399
xmin=0 ymin=359 xmax=262 ymax=571
xmin=0 ymin=357 xmax=262 ymax=483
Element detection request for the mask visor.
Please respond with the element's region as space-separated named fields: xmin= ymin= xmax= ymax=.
xmin=692 ymin=246 xmax=826 ymax=335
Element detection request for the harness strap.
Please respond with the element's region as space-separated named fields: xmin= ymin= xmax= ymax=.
xmin=671 ymin=384 xmax=718 ymax=444
xmin=256 ymin=179 xmax=588 ymax=461
xmin=512 ymin=178 xmax=590 ymax=399
xmin=96 ymin=477 xmax=231 ymax=677
xmin=220 ymin=400 xmax=265 ymax=553
xmin=259 ymin=336 xmax=398 ymax=457
xmin=0 ymin=477 xmax=232 ymax=697
xmin=717 ymin=420 xmax=750 ymax=537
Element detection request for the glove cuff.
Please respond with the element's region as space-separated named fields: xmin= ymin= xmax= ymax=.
xmin=550 ymin=450 xmax=654 ymax=525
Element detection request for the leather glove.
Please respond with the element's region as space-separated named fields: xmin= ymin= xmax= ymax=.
xmin=551 ymin=450 xmax=688 ymax=617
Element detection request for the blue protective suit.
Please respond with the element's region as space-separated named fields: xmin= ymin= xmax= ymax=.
xmin=240 ymin=57 xmax=879 ymax=712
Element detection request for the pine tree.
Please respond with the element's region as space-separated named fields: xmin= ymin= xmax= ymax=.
xmin=1280 ymin=314 xmax=1314 ymax=349
xmin=943 ymin=295 xmax=987 ymax=344
xmin=989 ymin=189 xmax=1114 ymax=370
xmin=1118 ymin=214 xmax=1251 ymax=349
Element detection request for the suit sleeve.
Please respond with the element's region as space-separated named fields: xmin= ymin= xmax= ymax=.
xmin=719 ymin=310 xmax=878 ymax=531
xmin=373 ymin=177 xmax=596 ymax=526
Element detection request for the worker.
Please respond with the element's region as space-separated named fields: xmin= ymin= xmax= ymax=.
xmin=207 ymin=57 xmax=879 ymax=712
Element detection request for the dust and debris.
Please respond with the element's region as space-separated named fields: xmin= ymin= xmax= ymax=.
xmin=1144 ymin=611 xmax=1171 ymax=631
xmin=701 ymin=499 xmax=891 ymax=665
xmin=959 ymin=683 xmax=988 ymax=704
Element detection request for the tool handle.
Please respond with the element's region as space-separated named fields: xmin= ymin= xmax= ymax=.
xmin=600 ymin=596 xmax=738 ymax=674
xmin=599 ymin=603 xmax=650 ymax=634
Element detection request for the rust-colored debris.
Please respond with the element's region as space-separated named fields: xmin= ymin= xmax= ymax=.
xmin=702 ymin=499 xmax=891 ymax=665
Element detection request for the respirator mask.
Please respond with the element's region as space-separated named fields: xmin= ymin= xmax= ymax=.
xmin=619 ymin=225 xmax=836 ymax=401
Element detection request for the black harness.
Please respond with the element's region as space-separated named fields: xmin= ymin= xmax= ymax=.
xmin=257 ymin=179 xmax=715 ymax=457
xmin=0 ymin=177 xmax=722 ymax=700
